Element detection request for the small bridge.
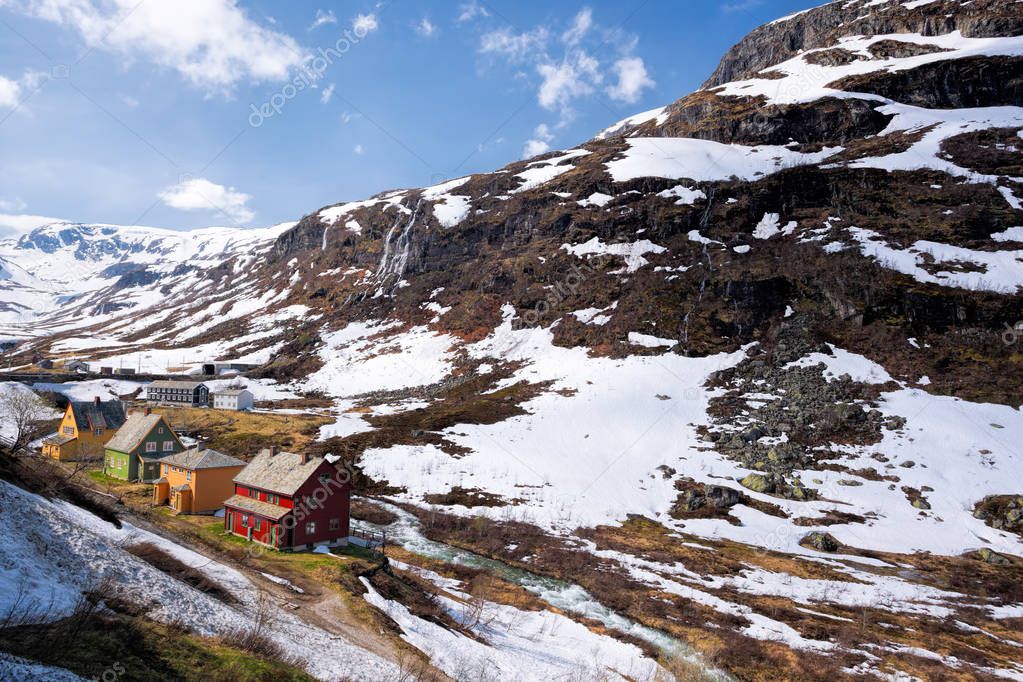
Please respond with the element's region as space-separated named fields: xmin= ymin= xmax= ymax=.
xmin=348 ymin=525 xmax=387 ymax=555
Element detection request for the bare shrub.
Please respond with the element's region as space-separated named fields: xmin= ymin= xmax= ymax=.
xmin=395 ymin=648 xmax=445 ymax=682
xmin=0 ymin=387 xmax=54 ymax=457
xmin=217 ymin=592 xmax=302 ymax=668
xmin=655 ymin=652 xmax=719 ymax=682
xmin=350 ymin=497 xmax=399 ymax=525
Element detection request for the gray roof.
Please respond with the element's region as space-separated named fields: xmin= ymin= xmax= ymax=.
xmin=215 ymin=389 xmax=251 ymax=397
xmin=105 ymin=412 xmax=171 ymax=453
xmin=223 ymin=494 xmax=291 ymax=520
xmin=70 ymin=399 xmax=125 ymax=432
xmin=149 ymin=380 xmax=207 ymax=390
xmin=161 ymin=447 xmax=245 ymax=471
xmin=234 ymin=448 xmax=327 ymax=496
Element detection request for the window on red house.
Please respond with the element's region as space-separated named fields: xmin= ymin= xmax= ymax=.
xmin=329 ymin=518 xmax=339 ymax=531
xmin=305 ymin=521 xmax=316 ymax=535
xmin=255 ymin=518 xmax=261 ymax=531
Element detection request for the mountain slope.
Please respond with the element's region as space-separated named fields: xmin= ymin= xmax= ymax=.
xmin=0 ymin=221 xmax=293 ymax=337
xmin=5 ymin=1 xmax=1023 ymax=678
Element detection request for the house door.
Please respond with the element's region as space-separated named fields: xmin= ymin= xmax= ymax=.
xmin=270 ymin=525 xmax=277 ymax=548
xmin=247 ymin=526 xmax=253 ymax=541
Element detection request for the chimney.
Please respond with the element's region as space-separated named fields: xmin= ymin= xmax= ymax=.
xmin=94 ymin=396 xmax=101 ymax=406
xmin=144 ymin=407 xmax=152 ymax=416
xmin=300 ymin=452 xmax=309 ymax=465
xmin=268 ymin=445 xmax=277 ymax=457
xmin=196 ymin=442 xmax=206 ymax=452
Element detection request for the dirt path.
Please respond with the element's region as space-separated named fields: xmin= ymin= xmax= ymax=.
xmin=117 ymin=503 xmax=446 ymax=679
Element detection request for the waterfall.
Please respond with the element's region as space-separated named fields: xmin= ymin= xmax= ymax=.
xmin=377 ymin=199 xmax=422 ymax=283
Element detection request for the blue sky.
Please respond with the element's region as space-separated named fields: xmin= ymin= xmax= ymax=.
xmin=0 ymin=0 xmax=816 ymax=233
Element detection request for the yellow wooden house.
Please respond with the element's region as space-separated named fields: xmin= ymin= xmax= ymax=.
xmin=152 ymin=445 xmax=246 ymax=515
xmin=41 ymin=397 xmax=126 ymax=462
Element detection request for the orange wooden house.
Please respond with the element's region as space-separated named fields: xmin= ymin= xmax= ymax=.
xmin=42 ymin=397 xmax=126 ymax=462
xmin=152 ymin=445 xmax=246 ymax=515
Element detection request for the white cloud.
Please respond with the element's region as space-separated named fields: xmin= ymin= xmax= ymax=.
xmin=158 ymin=178 xmax=255 ymax=224
xmin=353 ymin=144 xmax=365 ymax=155
xmin=0 ymin=77 xmax=21 ymax=109
xmin=309 ymin=9 xmax=337 ymax=30
xmin=0 ymin=197 xmax=28 ymax=212
xmin=0 ymin=213 xmax=64 ymax=236
xmin=320 ymin=83 xmax=335 ymax=104
xmin=536 ymin=51 xmax=601 ymax=111
xmin=341 ymin=110 xmax=360 ymax=124
xmin=480 ymin=27 xmax=549 ymax=62
xmin=722 ymin=0 xmax=765 ymax=13
xmin=522 ymin=123 xmax=554 ymax=158
xmin=561 ymin=8 xmax=592 ymax=46
xmin=353 ymin=13 xmax=379 ymax=35
xmin=415 ymin=17 xmax=437 ymax=38
xmin=3 ymin=0 xmax=306 ymax=94
xmin=477 ymin=9 xmax=651 ymax=119
xmin=457 ymin=1 xmax=490 ymax=23
xmin=606 ymin=56 xmax=655 ymax=103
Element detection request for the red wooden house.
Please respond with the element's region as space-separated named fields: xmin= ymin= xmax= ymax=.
xmin=223 ymin=447 xmax=351 ymax=551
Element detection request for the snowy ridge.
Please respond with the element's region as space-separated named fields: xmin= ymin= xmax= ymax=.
xmin=0 ymin=221 xmax=291 ymax=332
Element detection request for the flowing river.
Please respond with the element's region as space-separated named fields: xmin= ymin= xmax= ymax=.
xmin=358 ymin=498 xmax=727 ymax=678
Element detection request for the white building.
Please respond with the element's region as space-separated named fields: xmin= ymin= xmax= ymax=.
xmin=212 ymin=389 xmax=254 ymax=411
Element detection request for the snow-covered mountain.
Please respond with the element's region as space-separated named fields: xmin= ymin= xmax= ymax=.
xmin=4 ymin=1 xmax=1023 ymax=678
xmin=0 ymin=221 xmax=293 ymax=344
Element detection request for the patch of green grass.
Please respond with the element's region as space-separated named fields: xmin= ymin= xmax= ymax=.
xmin=0 ymin=611 xmax=314 ymax=682
xmin=87 ymin=469 xmax=130 ymax=486
xmin=332 ymin=543 xmax=377 ymax=561
xmin=192 ymin=521 xmax=367 ymax=572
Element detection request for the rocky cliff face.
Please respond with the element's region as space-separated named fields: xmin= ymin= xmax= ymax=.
xmin=703 ymin=0 xmax=1022 ymax=88
xmin=232 ymin=0 xmax=1023 ymax=406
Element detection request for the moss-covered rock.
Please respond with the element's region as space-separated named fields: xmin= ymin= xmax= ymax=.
xmin=802 ymin=531 xmax=840 ymax=553
xmin=973 ymin=495 xmax=1023 ymax=536
xmin=740 ymin=473 xmax=775 ymax=494
xmin=976 ymin=547 xmax=1012 ymax=565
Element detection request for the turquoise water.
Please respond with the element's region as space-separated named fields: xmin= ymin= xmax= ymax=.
xmin=359 ymin=498 xmax=727 ymax=678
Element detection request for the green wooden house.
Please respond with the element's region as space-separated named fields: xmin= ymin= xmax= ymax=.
xmin=103 ymin=411 xmax=185 ymax=482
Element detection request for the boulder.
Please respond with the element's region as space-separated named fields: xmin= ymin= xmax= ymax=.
xmin=740 ymin=473 xmax=775 ymax=494
xmin=977 ymin=548 xmax=1011 ymax=565
xmin=803 ymin=532 xmax=840 ymax=553
xmin=706 ymin=485 xmax=743 ymax=509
